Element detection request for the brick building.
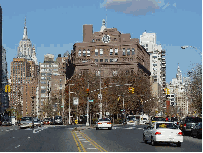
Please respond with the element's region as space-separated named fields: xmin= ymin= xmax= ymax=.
xmin=71 ymin=19 xmax=151 ymax=78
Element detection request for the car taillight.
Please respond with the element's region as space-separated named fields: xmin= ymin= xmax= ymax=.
xmin=155 ymin=132 xmax=161 ymax=135
xmin=184 ymin=123 xmax=186 ymax=127
xmin=177 ymin=122 xmax=179 ymax=125
xmin=178 ymin=132 xmax=182 ymax=135
xmin=98 ymin=123 xmax=102 ymax=124
xmin=107 ymin=122 xmax=111 ymax=124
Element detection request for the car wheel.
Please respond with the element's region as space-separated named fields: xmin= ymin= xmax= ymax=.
xmin=151 ymin=137 xmax=156 ymax=146
xmin=143 ymin=134 xmax=147 ymax=143
xmin=177 ymin=142 xmax=181 ymax=147
xmin=96 ymin=127 xmax=99 ymax=130
xmin=108 ymin=127 xmax=112 ymax=130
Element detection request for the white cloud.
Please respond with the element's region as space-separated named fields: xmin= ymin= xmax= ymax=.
xmin=101 ymin=0 xmax=166 ymax=16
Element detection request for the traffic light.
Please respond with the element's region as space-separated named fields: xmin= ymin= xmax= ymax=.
xmin=167 ymin=88 xmax=170 ymax=95
xmin=128 ymin=87 xmax=132 ymax=93
xmin=5 ymin=85 xmax=10 ymax=93
xmin=117 ymin=97 xmax=120 ymax=101
xmin=86 ymin=88 xmax=89 ymax=96
xmin=131 ymin=87 xmax=134 ymax=94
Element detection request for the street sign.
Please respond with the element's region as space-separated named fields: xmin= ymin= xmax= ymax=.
xmin=89 ymin=99 xmax=94 ymax=102
xmin=98 ymin=94 xmax=102 ymax=100
xmin=73 ymin=97 xmax=79 ymax=105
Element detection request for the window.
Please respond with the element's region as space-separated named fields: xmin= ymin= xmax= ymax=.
xmin=83 ymin=50 xmax=86 ymax=57
xmin=100 ymin=49 xmax=103 ymax=56
xmin=115 ymin=48 xmax=118 ymax=55
xmin=153 ymin=64 xmax=157 ymax=67
xmin=146 ymin=48 xmax=148 ymax=51
xmin=110 ymin=59 xmax=113 ymax=62
xmin=78 ymin=50 xmax=81 ymax=56
xmin=95 ymin=49 xmax=98 ymax=56
xmin=146 ymin=44 xmax=148 ymax=47
xmin=87 ymin=49 xmax=90 ymax=57
xmin=122 ymin=48 xmax=126 ymax=56
xmin=127 ymin=48 xmax=130 ymax=56
xmin=95 ymin=59 xmax=98 ymax=62
xmin=152 ymin=56 xmax=157 ymax=58
xmin=110 ymin=48 xmax=113 ymax=55
xmin=100 ymin=59 xmax=103 ymax=62
xmin=132 ymin=48 xmax=135 ymax=55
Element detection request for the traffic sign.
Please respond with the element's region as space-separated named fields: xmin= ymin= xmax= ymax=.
xmin=73 ymin=97 xmax=79 ymax=105
xmin=98 ymin=94 xmax=102 ymax=100
xmin=89 ymin=99 xmax=94 ymax=102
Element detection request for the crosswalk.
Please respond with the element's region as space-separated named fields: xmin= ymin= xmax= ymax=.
xmin=112 ymin=126 xmax=143 ymax=130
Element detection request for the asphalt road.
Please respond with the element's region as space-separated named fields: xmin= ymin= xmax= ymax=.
xmin=0 ymin=124 xmax=201 ymax=152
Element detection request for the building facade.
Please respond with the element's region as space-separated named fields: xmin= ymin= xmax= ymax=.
xmin=0 ymin=6 xmax=2 ymax=114
xmin=1 ymin=47 xmax=9 ymax=113
xmin=140 ymin=31 xmax=166 ymax=114
xmin=10 ymin=18 xmax=38 ymax=117
xmin=72 ymin=20 xmax=150 ymax=79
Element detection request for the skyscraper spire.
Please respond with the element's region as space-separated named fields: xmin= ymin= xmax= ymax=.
xmin=23 ymin=16 xmax=28 ymax=39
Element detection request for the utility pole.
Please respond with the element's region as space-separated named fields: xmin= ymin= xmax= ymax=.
xmin=68 ymin=84 xmax=74 ymax=125
xmin=86 ymin=82 xmax=89 ymax=126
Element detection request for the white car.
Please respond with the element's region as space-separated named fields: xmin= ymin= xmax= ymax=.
xmin=96 ymin=118 xmax=112 ymax=130
xmin=143 ymin=121 xmax=183 ymax=147
xmin=20 ymin=117 xmax=33 ymax=129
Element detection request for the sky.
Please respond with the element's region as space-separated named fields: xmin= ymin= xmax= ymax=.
xmin=1 ymin=0 xmax=202 ymax=83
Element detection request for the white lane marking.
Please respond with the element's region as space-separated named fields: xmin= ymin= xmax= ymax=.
xmin=137 ymin=128 xmax=143 ymax=129
xmin=79 ymin=139 xmax=86 ymax=140
xmin=83 ymin=141 xmax=89 ymax=142
xmin=13 ymin=137 xmax=15 ymax=138
xmin=6 ymin=130 xmax=9 ymax=131
xmin=87 ymin=148 xmax=97 ymax=149
xmin=10 ymin=129 xmax=13 ymax=130
xmin=28 ymin=137 xmax=30 ymax=139
xmin=15 ymin=145 xmax=20 ymax=148
xmin=78 ymin=137 xmax=83 ymax=138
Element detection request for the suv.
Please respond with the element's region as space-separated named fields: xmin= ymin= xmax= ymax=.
xmin=54 ymin=116 xmax=63 ymax=125
xmin=179 ymin=117 xmax=202 ymax=135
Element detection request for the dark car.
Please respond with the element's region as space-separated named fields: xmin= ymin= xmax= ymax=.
xmin=54 ymin=116 xmax=63 ymax=125
xmin=191 ymin=122 xmax=202 ymax=138
xmin=179 ymin=117 xmax=202 ymax=135
xmin=43 ymin=118 xmax=53 ymax=125
xmin=2 ymin=120 xmax=12 ymax=126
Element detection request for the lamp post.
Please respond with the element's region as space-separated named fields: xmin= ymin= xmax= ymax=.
xmin=68 ymin=84 xmax=74 ymax=125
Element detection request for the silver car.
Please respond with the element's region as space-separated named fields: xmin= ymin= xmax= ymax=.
xmin=20 ymin=117 xmax=33 ymax=129
xmin=33 ymin=118 xmax=41 ymax=127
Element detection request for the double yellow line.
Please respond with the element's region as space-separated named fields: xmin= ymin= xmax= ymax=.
xmin=79 ymin=131 xmax=107 ymax=152
xmin=71 ymin=130 xmax=107 ymax=152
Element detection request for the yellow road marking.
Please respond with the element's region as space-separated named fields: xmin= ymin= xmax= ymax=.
xmin=71 ymin=131 xmax=81 ymax=152
xmin=73 ymin=131 xmax=86 ymax=152
xmin=79 ymin=131 xmax=108 ymax=152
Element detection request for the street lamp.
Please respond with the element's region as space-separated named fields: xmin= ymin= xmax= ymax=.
xmin=68 ymin=84 xmax=74 ymax=125
xmin=181 ymin=46 xmax=202 ymax=56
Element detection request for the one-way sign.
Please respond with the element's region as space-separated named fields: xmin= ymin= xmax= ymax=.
xmin=98 ymin=94 xmax=102 ymax=100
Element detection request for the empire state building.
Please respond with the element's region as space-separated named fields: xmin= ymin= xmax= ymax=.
xmin=17 ymin=17 xmax=38 ymax=65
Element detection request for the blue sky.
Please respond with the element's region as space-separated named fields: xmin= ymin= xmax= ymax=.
xmin=1 ymin=0 xmax=202 ymax=83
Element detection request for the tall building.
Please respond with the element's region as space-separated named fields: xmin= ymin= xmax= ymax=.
xmin=140 ymin=31 xmax=166 ymax=114
xmin=167 ymin=66 xmax=191 ymax=117
xmin=10 ymin=18 xmax=38 ymax=117
xmin=17 ymin=17 xmax=38 ymax=64
xmin=72 ymin=19 xmax=150 ymax=78
xmin=0 ymin=6 xmax=3 ymax=114
xmin=38 ymin=54 xmax=67 ymax=118
xmin=1 ymin=47 xmax=9 ymax=112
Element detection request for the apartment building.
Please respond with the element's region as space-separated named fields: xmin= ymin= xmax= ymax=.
xmin=71 ymin=19 xmax=151 ymax=79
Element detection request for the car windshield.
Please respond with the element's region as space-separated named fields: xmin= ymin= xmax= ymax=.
xmin=185 ymin=117 xmax=202 ymax=123
xmin=152 ymin=117 xmax=165 ymax=121
xmin=98 ymin=118 xmax=110 ymax=121
xmin=21 ymin=117 xmax=32 ymax=121
xmin=34 ymin=118 xmax=39 ymax=122
xmin=127 ymin=116 xmax=135 ymax=121
xmin=55 ymin=116 xmax=62 ymax=119
xmin=44 ymin=118 xmax=51 ymax=121
xmin=156 ymin=123 xmax=178 ymax=129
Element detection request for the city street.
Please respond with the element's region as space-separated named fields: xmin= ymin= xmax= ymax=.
xmin=0 ymin=124 xmax=201 ymax=152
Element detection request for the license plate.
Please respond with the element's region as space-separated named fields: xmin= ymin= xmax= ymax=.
xmin=169 ymin=138 xmax=174 ymax=141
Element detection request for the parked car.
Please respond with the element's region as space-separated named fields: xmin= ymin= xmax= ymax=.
xmin=54 ymin=116 xmax=63 ymax=125
xmin=96 ymin=118 xmax=112 ymax=130
xmin=2 ymin=120 xmax=12 ymax=126
xmin=20 ymin=117 xmax=33 ymax=129
xmin=43 ymin=118 xmax=53 ymax=125
xmin=191 ymin=122 xmax=202 ymax=138
xmin=143 ymin=121 xmax=183 ymax=147
xmin=179 ymin=117 xmax=202 ymax=135
xmin=33 ymin=118 xmax=41 ymax=127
